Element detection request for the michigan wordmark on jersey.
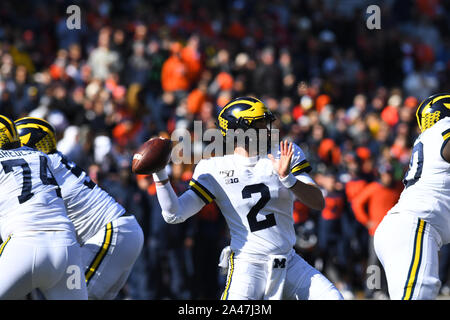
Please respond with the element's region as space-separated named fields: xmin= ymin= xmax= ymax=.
xmin=47 ymin=151 xmax=126 ymax=245
xmin=188 ymin=143 xmax=312 ymax=256
xmin=389 ymin=117 xmax=450 ymax=244
xmin=0 ymin=146 xmax=74 ymax=240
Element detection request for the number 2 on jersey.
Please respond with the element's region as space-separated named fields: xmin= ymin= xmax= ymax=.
xmin=1 ymin=156 xmax=61 ymax=204
xmin=242 ymin=183 xmax=276 ymax=232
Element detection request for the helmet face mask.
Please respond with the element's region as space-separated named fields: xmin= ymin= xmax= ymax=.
xmin=0 ymin=115 xmax=20 ymax=150
xmin=15 ymin=117 xmax=57 ymax=154
xmin=416 ymin=94 xmax=450 ymax=132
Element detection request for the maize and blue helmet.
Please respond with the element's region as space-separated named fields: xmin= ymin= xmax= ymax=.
xmin=416 ymin=93 xmax=450 ymax=132
xmin=15 ymin=117 xmax=57 ymax=154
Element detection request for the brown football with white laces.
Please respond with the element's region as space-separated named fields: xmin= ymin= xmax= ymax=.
xmin=132 ymin=137 xmax=172 ymax=174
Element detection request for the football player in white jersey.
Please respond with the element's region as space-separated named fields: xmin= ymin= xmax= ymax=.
xmin=374 ymin=93 xmax=450 ymax=300
xmin=152 ymin=97 xmax=343 ymax=300
xmin=0 ymin=115 xmax=87 ymax=299
xmin=14 ymin=117 xmax=144 ymax=300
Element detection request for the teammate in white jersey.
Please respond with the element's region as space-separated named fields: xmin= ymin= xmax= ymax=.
xmin=0 ymin=115 xmax=87 ymax=299
xmin=152 ymin=97 xmax=343 ymax=300
xmin=15 ymin=117 xmax=144 ymax=300
xmin=374 ymin=93 xmax=450 ymax=299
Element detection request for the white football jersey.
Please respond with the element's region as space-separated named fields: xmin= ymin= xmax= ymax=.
xmin=48 ymin=151 xmax=125 ymax=244
xmin=0 ymin=146 xmax=74 ymax=240
xmin=189 ymin=143 xmax=312 ymax=255
xmin=389 ymin=117 xmax=450 ymax=244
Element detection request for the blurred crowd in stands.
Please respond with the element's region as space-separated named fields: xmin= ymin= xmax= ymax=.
xmin=1 ymin=0 xmax=450 ymax=299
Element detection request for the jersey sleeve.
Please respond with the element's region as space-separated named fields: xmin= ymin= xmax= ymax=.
xmin=290 ymin=143 xmax=312 ymax=176
xmin=441 ymin=127 xmax=450 ymax=161
xmin=188 ymin=159 xmax=217 ymax=205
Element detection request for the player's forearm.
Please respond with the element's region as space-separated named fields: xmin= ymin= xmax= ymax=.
xmin=290 ymin=181 xmax=325 ymax=211
xmin=154 ymin=180 xmax=184 ymax=223
xmin=155 ymin=182 xmax=206 ymax=224
xmin=279 ymin=172 xmax=325 ymax=210
xmin=153 ymin=171 xmax=204 ymax=224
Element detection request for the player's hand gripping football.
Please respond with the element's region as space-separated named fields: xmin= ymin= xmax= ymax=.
xmin=268 ymin=140 xmax=293 ymax=178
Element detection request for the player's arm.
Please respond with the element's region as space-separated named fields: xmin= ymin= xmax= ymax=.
xmin=153 ymin=160 xmax=216 ymax=224
xmin=289 ymin=178 xmax=325 ymax=211
xmin=269 ymin=141 xmax=325 ymax=211
xmin=153 ymin=170 xmax=205 ymax=224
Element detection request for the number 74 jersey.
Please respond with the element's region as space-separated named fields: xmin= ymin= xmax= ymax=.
xmin=389 ymin=117 xmax=450 ymax=244
xmin=188 ymin=143 xmax=312 ymax=256
xmin=0 ymin=147 xmax=74 ymax=239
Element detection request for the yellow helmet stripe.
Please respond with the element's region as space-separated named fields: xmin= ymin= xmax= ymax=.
xmin=223 ymin=101 xmax=268 ymax=121
xmin=224 ymin=99 xmax=260 ymax=110
xmin=219 ymin=97 xmax=264 ymax=117
xmin=15 ymin=117 xmax=56 ymax=134
xmin=431 ymin=94 xmax=450 ymax=104
xmin=19 ymin=132 xmax=32 ymax=145
xmin=15 ymin=122 xmax=54 ymax=135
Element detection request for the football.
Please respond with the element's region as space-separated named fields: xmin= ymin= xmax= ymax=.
xmin=132 ymin=137 xmax=172 ymax=174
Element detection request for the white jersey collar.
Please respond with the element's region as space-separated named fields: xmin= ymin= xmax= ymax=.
xmin=233 ymin=153 xmax=260 ymax=167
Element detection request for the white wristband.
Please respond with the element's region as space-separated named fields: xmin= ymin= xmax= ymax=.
xmin=152 ymin=168 xmax=169 ymax=182
xmin=279 ymin=173 xmax=297 ymax=189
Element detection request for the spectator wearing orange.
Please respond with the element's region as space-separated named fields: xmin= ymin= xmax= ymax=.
xmin=381 ymin=104 xmax=399 ymax=127
xmin=161 ymin=42 xmax=191 ymax=95
xmin=293 ymin=200 xmax=316 ymax=265
xmin=390 ymin=134 xmax=411 ymax=164
xmin=112 ymin=117 xmax=143 ymax=148
xmin=315 ymin=94 xmax=331 ymax=114
xmin=181 ymin=34 xmax=203 ymax=84
xmin=345 ymin=172 xmax=368 ymax=204
xmin=317 ymin=171 xmax=353 ymax=297
xmin=318 ymin=138 xmax=341 ymax=166
xmin=343 ymin=155 xmax=372 ymax=281
xmin=351 ymin=164 xmax=402 ymax=298
xmin=186 ymin=84 xmax=207 ymax=115
xmin=352 ymin=164 xmax=402 ymax=237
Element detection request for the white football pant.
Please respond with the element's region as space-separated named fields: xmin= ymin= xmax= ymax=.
xmin=0 ymin=231 xmax=88 ymax=299
xmin=220 ymin=248 xmax=343 ymax=300
xmin=81 ymin=215 xmax=144 ymax=300
xmin=374 ymin=213 xmax=442 ymax=299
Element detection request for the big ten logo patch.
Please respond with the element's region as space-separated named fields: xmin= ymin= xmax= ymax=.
xmin=220 ymin=170 xmax=239 ymax=184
